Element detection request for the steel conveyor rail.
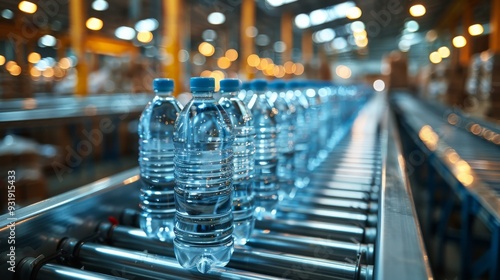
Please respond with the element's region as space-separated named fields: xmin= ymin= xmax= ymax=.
xmin=392 ymin=92 xmax=500 ymax=279
xmin=0 ymin=93 xmax=431 ymax=280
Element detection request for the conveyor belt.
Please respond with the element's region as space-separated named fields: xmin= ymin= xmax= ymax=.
xmin=0 ymin=93 xmax=431 ymax=280
xmin=392 ymin=92 xmax=500 ymax=280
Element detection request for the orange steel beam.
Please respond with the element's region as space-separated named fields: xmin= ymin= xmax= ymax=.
xmin=86 ymin=35 xmax=138 ymax=56
xmin=491 ymin=0 xmax=500 ymax=52
xmin=70 ymin=0 xmax=88 ymax=96
xmin=240 ymin=0 xmax=256 ymax=80
xmin=281 ymin=12 xmax=293 ymax=63
xmin=302 ymin=30 xmax=313 ymax=64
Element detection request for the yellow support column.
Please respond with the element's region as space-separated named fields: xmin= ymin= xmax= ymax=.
xmin=69 ymin=0 xmax=88 ymax=96
xmin=491 ymin=0 xmax=500 ymax=52
xmin=162 ymin=0 xmax=183 ymax=96
xmin=281 ymin=12 xmax=293 ymax=63
xmin=301 ymin=30 xmax=313 ymax=65
xmin=240 ymin=0 xmax=255 ymax=80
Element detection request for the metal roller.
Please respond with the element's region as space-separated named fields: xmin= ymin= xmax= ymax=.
xmin=58 ymin=237 xmax=372 ymax=280
xmin=281 ymin=196 xmax=378 ymax=213
xmin=277 ymin=205 xmax=378 ymax=227
xmin=17 ymin=258 xmax=127 ymax=280
xmin=300 ymin=188 xmax=379 ymax=201
xmin=59 ymin=238 xmax=282 ymax=280
xmin=254 ymin=218 xmax=377 ymax=243
xmin=99 ymin=223 xmax=374 ymax=265
xmin=309 ymin=181 xmax=379 ymax=193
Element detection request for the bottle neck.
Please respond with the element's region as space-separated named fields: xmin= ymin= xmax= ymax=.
xmin=192 ymin=90 xmax=214 ymax=98
xmin=155 ymin=91 xmax=173 ymax=97
xmin=221 ymin=90 xmax=238 ymax=97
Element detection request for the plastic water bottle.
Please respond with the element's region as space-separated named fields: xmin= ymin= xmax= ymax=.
xmin=247 ymin=79 xmax=279 ymax=220
xmin=138 ymin=78 xmax=182 ymax=242
xmin=219 ymin=78 xmax=256 ymax=245
xmin=268 ymin=80 xmax=296 ymax=200
xmin=173 ymin=77 xmax=234 ymax=273
xmin=286 ymin=81 xmax=310 ymax=188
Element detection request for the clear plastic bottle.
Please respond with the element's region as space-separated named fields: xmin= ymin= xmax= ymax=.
xmin=138 ymin=78 xmax=182 ymax=241
xmin=247 ymin=79 xmax=279 ymax=220
xmin=173 ymin=77 xmax=234 ymax=273
xmin=218 ymin=78 xmax=256 ymax=245
xmin=286 ymin=81 xmax=310 ymax=189
xmin=268 ymin=80 xmax=296 ymax=200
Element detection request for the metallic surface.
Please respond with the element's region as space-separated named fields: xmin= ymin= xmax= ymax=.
xmin=0 ymin=93 xmax=431 ymax=280
xmin=374 ymin=108 xmax=433 ymax=279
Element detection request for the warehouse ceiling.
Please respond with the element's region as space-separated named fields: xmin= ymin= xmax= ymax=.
xmin=0 ymin=0 xmax=493 ymax=65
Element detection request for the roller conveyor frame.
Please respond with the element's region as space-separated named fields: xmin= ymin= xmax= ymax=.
xmin=0 ymin=93 xmax=431 ymax=279
xmin=392 ymin=92 xmax=500 ymax=280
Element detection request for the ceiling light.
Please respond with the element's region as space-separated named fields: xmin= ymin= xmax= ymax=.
xmin=245 ymin=26 xmax=258 ymax=38
xmin=9 ymin=65 xmax=21 ymax=76
xmin=135 ymin=18 xmax=159 ymax=32
xmin=39 ymin=35 xmax=56 ymax=47
xmin=409 ymin=4 xmax=426 ymax=17
xmin=115 ymin=26 xmax=135 ymax=40
xmin=332 ymin=37 xmax=348 ymax=50
xmin=346 ymin=7 xmax=362 ymax=20
xmin=350 ymin=21 xmax=365 ymax=33
xmin=58 ymin=57 xmax=72 ymax=69
xmin=398 ymin=40 xmax=411 ymax=52
xmin=217 ymin=57 xmax=231 ymax=69
xmin=92 ymin=0 xmax=108 ymax=11
xmin=336 ymin=65 xmax=351 ymax=79
xmin=294 ymin=13 xmax=310 ymax=29
xmin=294 ymin=1 xmax=356 ymax=29
xmin=310 ymin=9 xmax=328 ymax=26
xmin=429 ymin=52 xmax=442 ymax=64
xmin=0 ymin=55 xmax=5 ymax=66
xmin=468 ymin=24 xmax=484 ymax=36
xmin=198 ymin=42 xmax=215 ymax=56
xmin=247 ymin=54 xmax=260 ymax=67
xmin=137 ymin=31 xmax=153 ymax=43
xmin=208 ymin=12 xmax=225 ymax=25
xmin=452 ymin=35 xmax=467 ymax=48
xmin=18 ymin=1 xmax=37 ymax=14
xmin=202 ymin=29 xmax=217 ymax=41
xmin=438 ymin=46 xmax=450 ymax=58
xmin=256 ymin=34 xmax=270 ymax=46
xmin=313 ymin=28 xmax=336 ymax=43
xmin=266 ymin=0 xmax=297 ymax=7
xmin=294 ymin=63 xmax=304 ymax=75
xmin=86 ymin=17 xmax=103 ymax=31
xmin=28 ymin=52 xmax=41 ymax=64
xmin=373 ymin=79 xmax=385 ymax=92
xmin=1 ymin=9 xmax=13 ymax=19
xmin=274 ymin=41 xmax=287 ymax=52
xmin=426 ymin=30 xmax=438 ymax=42
xmin=225 ymin=49 xmax=238 ymax=61
xmin=405 ymin=20 xmax=419 ymax=32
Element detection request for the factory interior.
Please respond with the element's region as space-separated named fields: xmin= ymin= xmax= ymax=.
xmin=1 ymin=0 xmax=500 ymax=279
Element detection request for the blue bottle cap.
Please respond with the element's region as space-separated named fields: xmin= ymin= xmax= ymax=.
xmin=190 ymin=77 xmax=215 ymax=92
xmin=153 ymin=78 xmax=174 ymax=92
xmin=220 ymin=78 xmax=241 ymax=92
xmin=250 ymin=79 xmax=268 ymax=91
xmin=268 ymin=80 xmax=286 ymax=91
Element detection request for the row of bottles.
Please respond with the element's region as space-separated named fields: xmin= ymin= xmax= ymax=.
xmin=138 ymin=76 xmax=370 ymax=273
